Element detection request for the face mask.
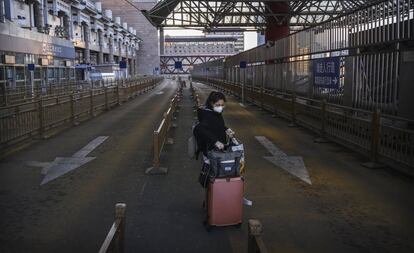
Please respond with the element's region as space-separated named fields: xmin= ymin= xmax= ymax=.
xmin=213 ymin=106 xmax=224 ymax=113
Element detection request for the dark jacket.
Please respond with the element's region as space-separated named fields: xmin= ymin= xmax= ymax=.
xmin=194 ymin=107 xmax=228 ymax=156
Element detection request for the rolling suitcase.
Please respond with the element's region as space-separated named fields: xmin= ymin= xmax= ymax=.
xmin=204 ymin=177 xmax=244 ymax=230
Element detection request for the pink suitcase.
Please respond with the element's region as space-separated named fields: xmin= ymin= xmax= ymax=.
xmin=205 ymin=177 xmax=244 ymax=230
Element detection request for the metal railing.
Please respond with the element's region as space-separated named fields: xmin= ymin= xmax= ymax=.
xmin=248 ymin=219 xmax=268 ymax=253
xmin=145 ymin=87 xmax=182 ymax=175
xmin=99 ymin=203 xmax=126 ymax=253
xmin=193 ymin=0 xmax=414 ymax=116
xmin=195 ymin=77 xmax=414 ymax=173
xmin=0 ymin=76 xmax=163 ymax=153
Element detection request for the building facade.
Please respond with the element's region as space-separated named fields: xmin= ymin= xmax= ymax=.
xmin=99 ymin=0 xmax=160 ymax=75
xmin=0 ymin=0 xmax=141 ymax=91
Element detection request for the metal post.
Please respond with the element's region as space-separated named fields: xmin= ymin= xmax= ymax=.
xmin=242 ymin=68 xmax=246 ymax=104
xmin=116 ymin=83 xmax=121 ymax=105
xmin=248 ymin=219 xmax=268 ymax=253
xmin=38 ymin=96 xmax=44 ymax=138
xmin=314 ymin=99 xmax=328 ymax=143
xmin=362 ymin=109 xmax=384 ymax=168
xmin=70 ymin=93 xmax=75 ymax=125
xmin=104 ymin=87 xmax=109 ymax=110
xmin=288 ymin=93 xmax=297 ymax=127
xmin=114 ymin=203 xmax=126 ymax=253
xmin=89 ymin=89 xmax=94 ymax=116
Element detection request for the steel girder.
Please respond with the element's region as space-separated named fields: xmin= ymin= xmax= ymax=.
xmin=160 ymin=55 xmax=224 ymax=74
xmin=142 ymin=0 xmax=369 ymax=31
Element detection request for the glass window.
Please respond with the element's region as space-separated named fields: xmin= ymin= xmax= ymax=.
xmin=15 ymin=67 xmax=25 ymax=80
xmin=0 ymin=66 xmax=5 ymax=81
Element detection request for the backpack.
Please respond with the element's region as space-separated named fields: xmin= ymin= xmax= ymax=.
xmin=187 ymin=121 xmax=199 ymax=159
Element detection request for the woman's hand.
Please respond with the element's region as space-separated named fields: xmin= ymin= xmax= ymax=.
xmin=226 ymin=128 xmax=235 ymax=138
xmin=215 ymin=141 xmax=225 ymax=150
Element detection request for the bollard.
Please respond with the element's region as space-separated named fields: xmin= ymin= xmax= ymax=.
xmin=248 ymin=219 xmax=268 ymax=253
xmin=113 ymin=203 xmax=126 ymax=253
xmin=362 ymin=109 xmax=384 ymax=169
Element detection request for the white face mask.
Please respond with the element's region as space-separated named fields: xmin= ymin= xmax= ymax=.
xmin=213 ymin=106 xmax=224 ymax=113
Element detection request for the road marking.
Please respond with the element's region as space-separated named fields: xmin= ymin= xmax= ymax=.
xmin=239 ymin=103 xmax=246 ymax=108
xmin=26 ymin=161 xmax=51 ymax=168
xmin=156 ymin=91 xmax=164 ymax=95
xmin=36 ymin=136 xmax=109 ymax=185
xmin=255 ymin=136 xmax=311 ymax=185
xmin=72 ymin=136 xmax=108 ymax=158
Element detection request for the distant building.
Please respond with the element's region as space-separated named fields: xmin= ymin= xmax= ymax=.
xmin=99 ymin=0 xmax=160 ymax=75
xmin=0 ymin=0 xmax=141 ymax=89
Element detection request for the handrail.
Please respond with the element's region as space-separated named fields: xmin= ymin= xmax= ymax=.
xmin=248 ymin=219 xmax=268 ymax=253
xmin=195 ymin=76 xmax=414 ymax=173
xmin=0 ymin=77 xmax=163 ymax=155
xmin=99 ymin=203 xmax=126 ymax=253
xmin=145 ymin=88 xmax=180 ymax=175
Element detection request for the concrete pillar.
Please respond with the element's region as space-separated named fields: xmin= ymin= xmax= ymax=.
xmin=63 ymin=14 xmax=72 ymax=39
xmin=108 ymin=36 xmax=114 ymax=63
xmin=33 ymin=0 xmax=45 ymax=32
xmin=159 ymin=27 xmax=164 ymax=55
xmin=98 ymin=29 xmax=104 ymax=65
xmin=83 ymin=23 xmax=90 ymax=64
xmin=118 ymin=40 xmax=122 ymax=61
xmin=265 ymin=1 xmax=290 ymax=42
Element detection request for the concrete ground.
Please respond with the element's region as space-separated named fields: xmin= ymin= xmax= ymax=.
xmin=0 ymin=80 xmax=413 ymax=253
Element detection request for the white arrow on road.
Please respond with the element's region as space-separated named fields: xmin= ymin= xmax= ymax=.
xmin=27 ymin=136 xmax=109 ymax=185
xmin=255 ymin=136 xmax=311 ymax=185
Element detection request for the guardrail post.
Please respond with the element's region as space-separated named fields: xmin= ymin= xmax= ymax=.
xmin=248 ymin=219 xmax=268 ymax=253
xmin=2 ymin=83 xmax=8 ymax=106
xmin=113 ymin=203 xmax=126 ymax=253
xmin=314 ymin=99 xmax=329 ymax=143
xmin=104 ymin=87 xmax=109 ymax=110
xmin=288 ymin=93 xmax=297 ymax=127
xmin=90 ymin=89 xmax=94 ymax=117
xmin=116 ymin=84 xmax=121 ymax=105
xmin=38 ymin=96 xmax=44 ymax=138
xmin=145 ymin=131 xmax=168 ymax=175
xmin=70 ymin=93 xmax=76 ymax=125
xmin=362 ymin=109 xmax=384 ymax=169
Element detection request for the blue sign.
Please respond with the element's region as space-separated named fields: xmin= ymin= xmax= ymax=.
xmin=175 ymin=61 xmax=182 ymax=69
xmin=27 ymin=64 xmax=35 ymax=71
xmin=240 ymin=61 xmax=247 ymax=69
xmin=119 ymin=61 xmax=127 ymax=69
xmin=313 ymin=57 xmax=340 ymax=89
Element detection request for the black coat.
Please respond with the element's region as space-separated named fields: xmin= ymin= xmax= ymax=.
xmin=194 ymin=107 xmax=228 ymax=156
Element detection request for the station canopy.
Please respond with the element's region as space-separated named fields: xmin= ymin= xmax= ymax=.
xmin=142 ymin=0 xmax=370 ymax=31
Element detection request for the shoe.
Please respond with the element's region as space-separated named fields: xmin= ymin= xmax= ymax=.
xmin=243 ymin=197 xmax=253 ymax=206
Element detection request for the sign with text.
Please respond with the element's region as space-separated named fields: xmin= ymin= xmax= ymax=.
xmin=119 ymin=61 xmax=127 ymax=69
xmin=313 ymin=57 xmax=340 ymax=89
xmin=240 ymin=61 xmax=247 ymax=69
xmin=174 ymin=61 xmax=182 ymax=69
xmin=27 ymin=64 xmax=35 ymax=71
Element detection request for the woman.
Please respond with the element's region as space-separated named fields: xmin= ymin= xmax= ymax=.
xmin=194 ymin=91 xmax=235 ymax=162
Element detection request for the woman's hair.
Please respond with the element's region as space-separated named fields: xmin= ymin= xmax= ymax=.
xmin=205 ymin=91 xmax=226 ymax=109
